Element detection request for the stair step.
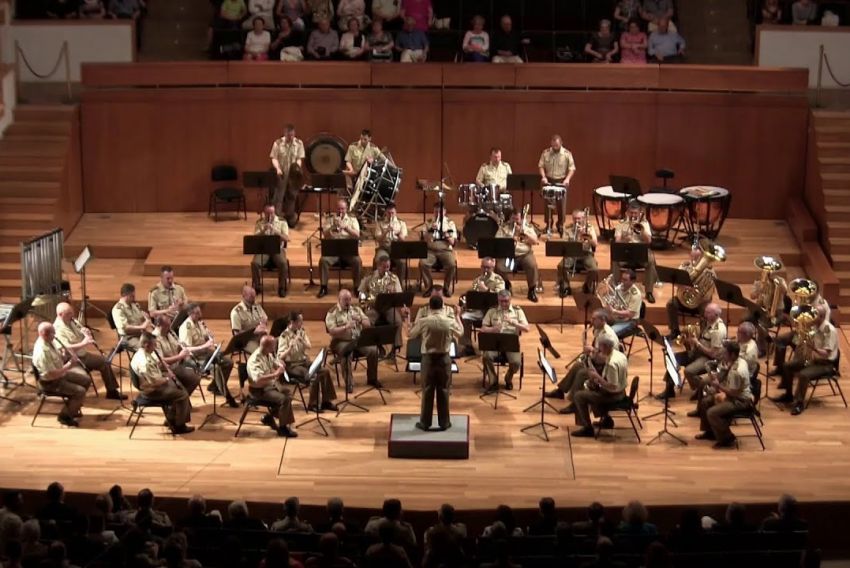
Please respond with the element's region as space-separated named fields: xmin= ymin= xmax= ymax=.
xmin=0 ymin=180 xmax=60 ymax=197
xmin=0 ymin=229 xmax=44 ymax=246
xmin=0 ymin=246 xmax=18 ymax=263
xmin=13 ymin=105 xmax=76 ymax=122
xmin=0 ymin=279 xmax=21 ymax=297
xmin=827 ymin=222 xmax=850 ymax=238
xmin=0 ymin=165 xmax=63 ymax=182
xmin=824 ymin=190 xmax=850 ymax=206
xmin=0 ymin=141 xmax=67 ymax=157
xmin=0 ymin=212 xmax=55 ymax=230
xmin=813 ymin=110 xmax=850 ymax=119
xmin=0 ymin=155 xmax=65 ymax=168
xmin=831 ymin=254 xmax=850 ymax=271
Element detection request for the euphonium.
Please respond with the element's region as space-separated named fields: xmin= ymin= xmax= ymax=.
xmin=677 ymin=238 xmax=727 ymax=310
xmin=790 ymin=304 xmax=818 ymax=365
xmin=754 ymin=255 xmax=787 ymax=324
xmin=789 ymin=278 xmax=818 ymax=306
xmin=596 ymin=274 xmax=628 ymax=311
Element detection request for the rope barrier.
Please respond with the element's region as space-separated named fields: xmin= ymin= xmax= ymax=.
xmin=822 ymin=51 xmax=850 ymax=89
xmin=14 ymin=42 xmax=67 ymax=80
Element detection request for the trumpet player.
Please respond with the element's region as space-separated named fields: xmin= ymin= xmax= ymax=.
xmin=147 ymin=266 xmax=188 ymax=320
xmin=32 ymin=322 xmax=93 ymax=428
xmin=131 ymin=332 xmax=194 ymax=435
xmin=252 ymin=203 xmax=290 ymax=298
xmin=153 ymin=314 xmax=202 ymax=396
xmin=374 ymin=202 xmax=408 ymax=269
xmin=495 ymin=208 xmax=540 ymax=303
xmin=358 ymin=253 xmax=403 ymax=348
xmin=557 ymin=208 xmax=598 ymax=298
xmin=318 ymin=199 xmax=362 ymax=299
xmin=111 ymin=283 xmax=153 ymax=352
xmin=693 ymin=340 xmax=753 ymax=449
xmin=460 ymin=257 xmax=505 ymax=356
xmin=570 ymin=336 xmax=628 ymax=438
xmin=604 ymin=269 xmax=642 ymax=338
xmin=538 ymin=134 xmax=576 ymax=235
xmin=179 ymin=303 xmax=238 ymax=408
xmin=475 ymin=147 xmax=512 ymax=190
xmin=54 ymin=302 xmax=124 ymax=400
xmin=230 ymin=285 xmax=270 ymax=355
xmin=613 ymin=201 xmax=657 ymax=303
xmin=269 ymin=123 xmax=305 ymax=225
xmin=665 ymin=246 xmax=717 ymax=338
xmin=325 ymin=289 xmax=380 ymax=392
xmin=545 ymin=309 xmax=618 ymax=414
xmin=769 ymin=305 xmax=838 ymax=416
xmin=420 ymin=202 xmax=458 ymax=297
xmin=659 ymin=302 xmax=726 ymax=401
xmin=247 ymin=335 xmax=298 ymax=437
xmin=278 ymin=311 xmax=337 ymax=413
xmin=481 ymin=289 xmax=529 ymax=392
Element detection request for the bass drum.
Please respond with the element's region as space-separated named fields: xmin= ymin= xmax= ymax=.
xmin=350 ymin=159 xmax=402 ymax=221
xmin=305 ymin=134 xmax=347 ymax=175
xmin=463 ymin=213 xmax=499 ymax=249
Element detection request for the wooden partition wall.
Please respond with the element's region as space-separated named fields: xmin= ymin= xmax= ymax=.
xmin=80 ymin=62 xmax=809 ymax=218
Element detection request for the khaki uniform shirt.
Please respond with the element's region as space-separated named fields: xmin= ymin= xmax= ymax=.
xmin=724 ymin=357 xmax=753 ymax=402
xmin=601 ymin=349 xmax=629 ymax=392
xmin=179 ymin=318 xmax=208 ymax=348
xmin=359 ymin=270 xmax=402 ymax=297
xmin=614 ymin=220 xmax=650 ymax=244
xmin=427 ymin=217 xmax=457 ymax=252
xmin=277 ymin=328 xmax=312 ymax=365
xmin=247 ymin=347 xmax=281 ymax=385
xmin=254 ymin=214 xmax=290 ymax=251
xmin=741 ymin=338 xmax=759 ymax=376
xmin=408 ymin=312 xmax=462 ymax=354
xmin=345 ymin=142 xmax=383 ymax=173
xmin=482 ymin=305 xmax=528 ymax=335
xmin=269 ymin=136 xmax=305 ymax=175
xmin=700 ymin=319 xmax=727 ymax=351
xmin=538 ymin=147 xmax=576 ymax=181
xmin=323 ymin=214 xmax=360 ymax=240
xmin=814 ymin=320 xmax=839 ymax=362
xmin=230 ymin=300 xmax=268 ymax=333
xmin=471 ymin=271 xmax=505 ymax=294
xmin=615 ymin=284 xmax=642 ymax=321
xmin=32 ymin=337 xmax=66 ymax=380
xmin=593 ymin=324 xmax=620 ymax=350
xmin=147 ymin=283 xmax=187 ymax=317
xmin=496 ymin=221 xmax=536 ymax=257
xmin=53 ymin=318 xmax=88 ymax=357
xmin=325 ymin=304 xmax=369 ymax=341
xmin=415 ymin=304 xmax=455 ymax=322
xmin=375 ymin=217 xmax=408 ymax=249
xmin=112 ymin=300 xmax=146 ymax=337
xmin=475 ymin=161 xmax=512 ymax=188
xmin=153 ymin=327 xmax=182 ymax=359
xmin=130 ymin=349 xmax=164 ymax=393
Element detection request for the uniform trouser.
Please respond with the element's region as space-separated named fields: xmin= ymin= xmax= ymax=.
xmin=273 ymin=174 xmax=299 ymax=226
xmin=286 ymin=362 xmax=337 ymax=408
xmin=78 ymin=351 xmax=119 ymax=394
xmin=460 ymin=312 xmax=483 ymax=348
xmin=779 ymin=360 xmax=835 ymax=402
xmin=663 ymin=351 xmax=708 ymax=396
xmin=331 ymin=339 xmax=379 ymax=386
xmin=170 ymin=363 xmax=202 ymax=396
xmin=420 ymin=250 xmax=457 ymax=293
xmin=496 ymin=253 xmax=539 ymax=292
xmin=557 ymin=364 xmax=590 ymax=401
xmin=574 ymin=389 xmax=624 ymax=428
xmin=613 ymin=253 xmax=658 ymax=292
xmin=197 ymin=350 xmax=234 ymax=397
xmin=320 ymin=255 xmax=362 ymax=289
xmin=665 ymin=298 xmax=708 ymax=335
xmin=367 ymin=308 xmax=403 ymax=348
xmin=772 ymin=331 xmax=795 ymax=369
xmin=252 ymin=253 xmax=289 ymax=293
xmin=249 ymin=384 xmax=295 ymax=426
xmin=557 ymin=254 xmax=598 ymax=289
xmin=544 ymin=196 xmax=567 ymax=231
xmin=483 ymin=351 xmax=521 ymax=387
xmin=699 ymin=396 xmax=750 ymax=443
xmin=146 ymin=382 xmax=191 ymax=428
xmin=420 ymin=353 xmax=451 ymax=428
xmin=39 ymin=371 xmax=92 ymax=419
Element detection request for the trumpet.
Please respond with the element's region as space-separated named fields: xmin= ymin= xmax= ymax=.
xmin=324 ymin=212 xmax=343 ymax=234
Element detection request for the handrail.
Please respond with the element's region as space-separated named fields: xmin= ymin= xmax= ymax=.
xmin=815 ymin=44 xmax=850 ymax=107
xmin=14 ymin=39 xmax=71 ymax=101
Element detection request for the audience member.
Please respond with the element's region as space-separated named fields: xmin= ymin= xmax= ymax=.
xmin=305 ymin=532 xmax=355 ymax=568
xmin=619 ymin=19 xmax=647 ymax=64
xmin=491 ymin=15 xmax=523 ymax=64
xmin=20 ymin=518 xmax=48 ymax=565
xmin=220 ymin=534 xmax=249 ymax=568
xmin=41 ymin=541 xmax=76 ymax=568
xmin=647 ymin=18 xmax=685 ymax=63
xmin=307 ymin=0 xmax=333 ymax=25
xmin=587 ymin=536 xmax=626 ymax=568
xmin=462 ymin=15 xmax=490 ymax=62
xmin=714 ymin=502 xmax=756 ymax=533
xmin=313 ymin=498 xmax=359 ymax=535
xmin=176 ymin=495 xmax=222 ymax=531
xmin=760 ymin=494 xmax=808 ymax=532
xmin=336 ymin=0 xmax=367 ymax=30
xmin=271 ymin=497 xmax=313 ymax=533
xmin=400 ymin=0 xmax=432 ymax=32
xmin=0 ymin=514 xmax=22 ymax=556
xmin=421 ymin=525 xmax=465 ymax=568
xmin=617 ymin=501 xmax=658 ymax=536
xmin=162 ymin=533 xmax=201 ymax=568
xmin=277 ymin=0 xmax=307 ymax=31
xmin=667 ymin=508 xmax=704 ymax=552
xmin=108 ymin=0 xmax=143 ymax=19
xmin=482 ymin=505 xmax=524 ymax=538
xmin=224 ymin=500 xmax=267 ymax=531
xmin=424 ymin=504 xmax=467 ymax=549
xmin=245 ymin=0 xmax=274 ymax=28
xmin=395 ymin=16 xmax=428 ymax=62
xmin=479 ymin=537 xmax=519 ymax=568
xmin=371 ymin=0 xmax=402 ymax=30
xmin=0 ymin=491 xmax=24 ymax=526
xmin=219 ymin=0 xmax=247 ymax=29
xmin=528 ymin=497 xmax=560 ymax=536
xmin=364 ymin=521 xmax=413 ymax=568
xmin=762 ymin=0 xmax=783 ymax=24
xmin=792 ymin=0 xmax=818 ymax=24
xmin=641 ymin=541 xmax=671 ymax=568
xmin=3 ymin=539 xmax=23 ymax=568
xmin=585 ymin=19 xmax=619 ymax=63
xmin=36 ymin=482 xmax=80 ymax=525
xmin=572 ymin=502 xmax=615 ymax=538
xmin=641 ymin=0 xmax=676 ymax=32
xmin=272 ymin=16 xmax=305 ymax=61
xmin=261 ymin=538 xmax=304 ymax=568
xmin=108 ymin=485 xmax=132 ymax=517
xmin=613 ymin=0 xmax=641 ymax=30
xmin=364 ymin=499 xmax=416 ymax=549
xmin=46 ymin=0 xmax=79 ymax=18
xmin=368 ymin=19 xmax=395 ymax=61
xmin=340 ymin=18 xmax=369 ymax=60
xmin=244 ymin=17 xmax=272 ymax=60
xmin=78 ymin=0 xmax=106 ymax=18
xmin=307 ymin=18 xmax=340 ymax=59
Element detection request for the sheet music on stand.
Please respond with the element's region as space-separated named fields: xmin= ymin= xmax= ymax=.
xmin=201 ymin=343 xmax=222 ymax=375
xmin=662 ymin=338 xmax=682 ymax=389
xmin=538 ymin=350 xmax=558 ymax=384
xmin=73 ymin=246 xmax=92 ymax=274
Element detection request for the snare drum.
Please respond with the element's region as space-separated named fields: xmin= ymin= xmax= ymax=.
xmin=680 ymin=186 xmax=731 ymax=239
xmin=592 ymin=185 xmax=630 ymax=237
xmin=637 ymin=193 xmax=684 ymax=247
xmin=542 ymin=185 xmax=566 ymax=202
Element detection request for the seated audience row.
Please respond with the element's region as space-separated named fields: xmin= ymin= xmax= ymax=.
xmin=761 ymin=0 xmax=840 ymax=25
xmin=33 ymin=0 xmax=142 ymax=19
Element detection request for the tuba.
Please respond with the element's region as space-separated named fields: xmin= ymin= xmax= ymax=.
xmin=754 ymin=256 xmax=787 ymax=325
xmin=677 ymin=238 xmax=726 ymax=310
xmin=596 ymin=274 xmax=628 ymax=311
xmin=790 ymin=304 xmax=818 ymax=365
xmin=789 ymin=278 xmax=818 ymax=306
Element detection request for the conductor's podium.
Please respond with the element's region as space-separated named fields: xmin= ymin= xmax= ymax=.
xmin=388 ymin=414 xmax=470 ymax=459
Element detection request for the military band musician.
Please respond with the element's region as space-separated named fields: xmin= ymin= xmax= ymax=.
xmin=358 ymin=253 xmax=404 ymax=348
xmin=130 ymin=332 xmax=194 ymax=435
xmin=247 ymin=335 xmax=298 ymax=437
xmin=475 ymin=147 xmax=512 ymax=190
xmin=660 ymin=302 xmax=726 ymax=400
xmin=538 ymin=134 xmax=576 ymax=235
xmin=269 ymin=123 xmax=306 ymax=225
xmin=153 ymin=314 xmax=202 ymax=397
xmin=325 ymin=289 xmax=380 ymax=392
xmin=481 ymin=289 xmax=529 ymax=392
xmin=570 ymin=336 xmax=629 ymax=438
xmin=147 ymin=266 xmax=188 ymax=320
xmin=556 ymin=208 xmax=598 ymax=298
xmin=179 ymin=303 xmax=238 ymax=407
xmin=277 ymin=311 xmax=338 ymax=412
xmin=494 ymin=208 xmax=540 ymax=303
xmin=665 ymin=246 xmax=718 ymax=338
xmin=230 ymin=285 xmax=270 ymax=355
xmin=693 ymin=340 xmax=753 ymax=449
xmin=251 ymin=203 xmax=290 ymax=298
xmin=318 ymin=199 xmax=363 ymax=298
xmin=374 ymin=202 xmax=408 ymax=270
xmin=111 ymin=283 xmax=153 ymax=353
xmin=459 ymin=257 xmax=505 ymax=356
xmin=613 ymin=201 xmax=658 ymax=304
xmin=420 ymin=202 xmax=458 ymax=297
xmin=32 ymin=321 xmax=93 ymax=428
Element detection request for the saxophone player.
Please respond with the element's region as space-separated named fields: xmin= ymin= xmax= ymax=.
xmin=545 ymin=309 xmax=618 ymax=415
xmin=54 ymin=302 xmax=124 ymax=400
xmin=251 ymin=203 xmax=290 ymax=298
xmin=230 ymin=285 xmax=269 ymax=355
xmin=325 ymin=289 xmax=380 ymax=392
xmin=459 ymin=257 xmax=505 ymax=357
xmin=495 ymin=208 xmax=540 ymax=303
xmin=374 ymin=202 xmax=408 ymax=270
xmin=147 ymin=266 xmax=188 ymax=320
xmin=111 ymin=283 xmax=153 ymax=352
xmin=604 ymin=269 xmax=642 ymax=339
xmin=613 ymin=201 xmax=658 ymax=303
xmin=269 ymin=123 xmax=305 ymax=226
xmin=318 ymin=199 xmax=362 ymax=299
xmin=358 ymin=253 xmax=404 ymax=348
xmin=247 ymin=335 xmax=298 ymax=438
xmin=556 ymin=208 xmax=598 ymax=298
xmin=693 ymin=341 xmax=754 ymax=449
xmin=153 ymin=314 xmax=202 ymax=397
xmin=769 ymin=305 xmax=838 ymax=416
xmin=277 ymin=311 xmax=337 ymax=412
xmin=665 ymin=246 xmax=717 ymax=338
xmin=481 ymin=289 xmax=529 ymax=392
xmin=538 ymin=134 xmax=576 ymax=236
xmin=659 ymin=303 xmax=726 ymax=400
xmin=570 ymin=336 xmax=628 ymax=438
xmin=420 ymin=202 xmax=458 ymax=297
xmin=179 ymin=303 xmax=238 ymax=408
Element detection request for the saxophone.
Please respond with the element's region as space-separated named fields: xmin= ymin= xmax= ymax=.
xmin=677 ymin=238 xmax=726 ymax=310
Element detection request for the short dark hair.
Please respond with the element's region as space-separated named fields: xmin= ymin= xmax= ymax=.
xmin=382 ymin=498 xmax=402 ymax=520
xmin=46 ymin=482 xmax=64 ymax=503
xmin=289 ymin=310 xmax=303 ymax=323
xmin=284 ymin=497 xmax=300 ymax=517
xmin=429 ymin=296 xmax=444 ymax=311
xmin=624 ymin=269 xmax=637 ymax=281
xmin=723 ymin=340 xmax=741 ymax=359
xmin=140 ymin=332 xmax=156 ymax=346
xmin=280 ymin=16 xmax=293 ymax=29
xmin=252 ymin=16 xmax=265 ymax=25
xmin=361 ymin=129 xmax=371 ymax=137
xmin=120 ymin=283 xmax=135 ymax=296
xmin=490 ymin=146 xmax=501 ymax=154
xmin=439 ymin=503 xmax=455 ymax=523
xmin=386 ymin=202 xmax=397 ymax=210
xmin=160 ymin=266 xmax=173 ymax=274
xmin=137 ymin=488 xmax=154 ymax=509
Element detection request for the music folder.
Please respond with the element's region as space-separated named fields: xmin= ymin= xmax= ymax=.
xmin=538 ymin=349 xmax=558 ymax=384
xmin=545 ymin=240 xmax=584 ymax=259
xmin=464 ymin=291 xmax=498 ymax=312
xmin=390 ymin=240 xmax=428 ymax=261
xmin=715 ymin=279 xmax=763 ymax=313
xmin=656 ymin=265 xmax=693 ymax=288
xmin=242 ymin=170 xmax=278 ymax=188
xmin=477 ymin=237 xmax=515 ymax=260
xmin=611 ymin=243 xmax=648 ymax=266
xmin=243 ymin=235 xmax=281 ymax=256
xmin=223 ymin=328 xmax=257 ymax=356
xmin=321 ymin=238 xmax=359 ymax=258
xmin=506 ymin=174 xmax=541 ymax=192
xmin=307 ymin=174 xmax=347 ymax=190
xmin=375 ymin=292 xmax=416 ymax=313
xmin=477 ymin=332 xmax=520 ymax=355
xmin=356 ymin=325 xmax=397 ymax=349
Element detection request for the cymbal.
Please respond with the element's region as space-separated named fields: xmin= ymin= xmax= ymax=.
xmin=416 ymin=179 xmax=454 ymax=192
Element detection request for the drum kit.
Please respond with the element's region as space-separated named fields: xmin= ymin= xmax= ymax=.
xmin=458 ymin=183 xmax=514 ymax=248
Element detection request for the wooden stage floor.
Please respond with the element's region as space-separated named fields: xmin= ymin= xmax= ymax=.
xmin=1 ymin=212 xmax=849 ymax=513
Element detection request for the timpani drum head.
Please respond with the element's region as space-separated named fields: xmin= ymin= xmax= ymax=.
xmin=594 ymin=185 xmax=630 ymax=220
xmin=680 ymin=186 xmax=730 ymax=226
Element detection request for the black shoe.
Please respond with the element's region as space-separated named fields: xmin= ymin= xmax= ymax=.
xmin=528 ymin=290 xmax=538 ymax=303
xmin=504 ymin=380 xmax=514 ymax=391
xmin=421 ymin=286 xmax=433 ymax=298
xmin=172 ymin=425 xmax=195 ymax=435
xmin=438 ymin=423 xmax=451 ymax=431
xmin=558 ymin=405 xmax=576 ymax=415
xmin=686 ymin=409 xmax=700 ymax=418
xmin=278 ymin=288 xmax=287 ymax=298
xmin=261 ymin=414 xmax=277 ymax=429
xmin=58 ymin=415 xmax=80 ymax=427
xmin=559 ymin=286 xmax=570 ymax=299
xmin=655 ymin=390 xmax=674 ymax=401
xmin=769 ymin=393 xmax=793 ymax=404
xmin=593 ymin=416 xmax=614 ymax=429
xmin=106 ymin=391 xmax=128 ymax=401
xmin=571 ymin=426 xmax=594 ymax=438
xmin=695 ymin=431 xmax=716 ymax=441
xmin=306 ymin=405 xmax=323 ymax=413
xmin=317 ymin=286 xmax=328 ymax=298
xmin=321 ymin=402 xmax=338 ymax=411
xmin=646 ymin=293 xmax=656 ymax=304
xmin=225 ymin=396 xmax=239 ymax=409
xmin=713 ymin=437 xmax=737 ymax=449
xmin=278 ymin=426 xmax=298 ymax=438
xmin=483 ymin=384 xmax=499 ymax=394
xmin=544 ymin=389 xmax=564 ymax=399
xmin=207 ymin=383 xmax=221 ymax=394
xmin=444 ymin=288 xmax=453 ymax=298
xmin=414 ymin=422 xmax=430 ymax=431
xmin=791 ymin=403 xmax=804 ymax=416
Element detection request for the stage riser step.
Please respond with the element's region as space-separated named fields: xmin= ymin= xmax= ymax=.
xmin=0 ymin=156 xmax=65 ymax=168
xmin=0 ymin=182 xmax=60 ymax=197
xmin=0 ymin=267 xmax=20 ymax=280
xmin=0 ymin=168 xmax=63 ymax=182
xmin=0 ymin=143 xmax=67 ymax=157
xmin=827 ymin=225 xmax=850 ymax=239
xmin=14 ymin=105 xmax=76 ymax=122
xmin=0 ymin=200 xmax=58 ymax=213
xmin=822 ymin=164 xmax=850 ymax=175
xmin=5 ymin=122 xmax=72 ymax=136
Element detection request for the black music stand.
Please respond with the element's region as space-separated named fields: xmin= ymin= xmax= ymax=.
xmin=609 ymin=175 xmax=642 ymax=198
xmin=223 ymin=328 xmax=256 ymax=393
xmin=610 ymin=243 xmax=649 ymax=268
xmin=715 ymin=279 xmax=762 ymax=320
xmin=546 ymin=241 xmax=585 ymax=331
xmin=647 ymin=337 xmax=687 ymax=446
xmin=507 ymin=174 xmax=542 ymax=222
xmin=243 ymin=170 xmax=278 ymax=208
xmin=302 ymin=174 xmax=344 ymax=284
xmin=269 ymin=317 xmax=289 ymax=337
xmin=478 ymin=332 xmax=520 ymax=409
xmin=170 ymin=305 xmax=195 ymax=334
xmin=461 ymin=291 xmax=498 ymax=356
xmin=352 ymin=325 xmax=396 ymax=404
xmin=477 ymin=238 xmax=515 ymax=262
xmin=635 ymin=319 xmax=665 ymax=405
xmin=243 ymin=235 xmax=281 ymax=306
xmin=572 ymin=292 xmax=601 ymax=329
xmin=294 ymin=348 xmax=332 ymax=437
xmin=320 ymin=239 xmax=359 ymax=292
xmin=197 ymin=343 xmax=236 ymax=430
xmin=390 ymin=241 xmax=428 ymax=292
xmin=522 ymin=348 xmax=560 ymax=441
